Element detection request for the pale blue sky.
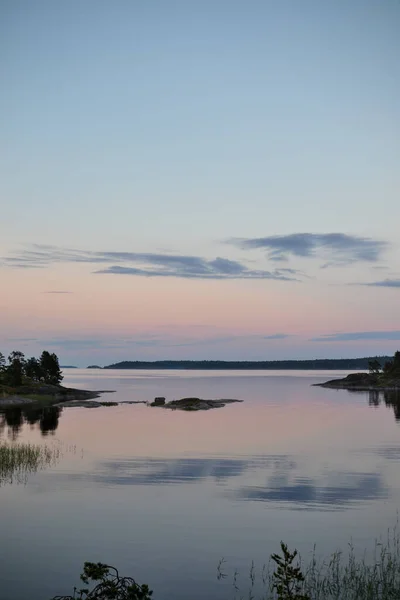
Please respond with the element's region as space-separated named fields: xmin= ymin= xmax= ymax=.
xmin=1 ymin=1 xmax=399 ymax=364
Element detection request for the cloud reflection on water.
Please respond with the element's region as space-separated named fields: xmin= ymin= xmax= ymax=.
xmin=234 ymin=472 xmax=386 ymax=510
xmin=50 ymin=454 xmax=388 ymax=512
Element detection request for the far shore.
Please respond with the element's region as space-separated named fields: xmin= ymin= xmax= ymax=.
xmin=100 ymin=356 xmax=390 ymax=370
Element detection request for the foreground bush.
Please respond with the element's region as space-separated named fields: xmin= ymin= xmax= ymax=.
xmin=52 ymin=563 xmax=152 ymax=600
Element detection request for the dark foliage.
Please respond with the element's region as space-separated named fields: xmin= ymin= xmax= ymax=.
xmin=0 ymin=349 xmax=63 ymax=387
xmin=51 ymin=562 xmax=152 ymax=600
xmin=271 ymin=543 xmax=310 ymax=600
xmin=368 ymin=359 xmax=381 ymax=375
xmin=25 ymin=357 xmax=43 ymax=381
xmin=5 ymin=351 xmax=26 ymax=386
xmin=40 ymin=350 xmax=63 ymax=384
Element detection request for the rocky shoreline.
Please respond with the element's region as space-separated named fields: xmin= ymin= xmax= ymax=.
xmin=314 ymin=372 xmax=400 ymax=391
xmin=0 ymin=383 xmax=115 ymax=407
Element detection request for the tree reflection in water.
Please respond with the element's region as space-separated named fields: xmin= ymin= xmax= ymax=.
xmin=1 ymin=389 xmax=399 ymax=441
xmin=0 ymin=405 xmax=62 ymax=440
xmin=367 ymin=390 xmax=400 ymax=422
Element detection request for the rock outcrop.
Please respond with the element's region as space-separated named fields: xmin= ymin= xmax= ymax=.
xmin=150 ymin=397 xmax=242 ymax=411
xmin=315 ymin=372 xmax=400 ymax=391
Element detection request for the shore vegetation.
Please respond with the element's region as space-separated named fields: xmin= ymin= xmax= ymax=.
xmin=317 ymin=351 xmax=400 ymax=391
xmin=0 ymin=349 xmax=62 ymax=388
xmin=0 ymin=440 xmax=60 ymax=485
xmin=52 ymin=528 xmax=400 ymax=600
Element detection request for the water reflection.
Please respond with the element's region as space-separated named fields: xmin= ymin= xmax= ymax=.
xmin=366 ymin=390 xmax=400 ymax=421
xmin=1 ymin=371 xmax=400 ymax=600
xmin=47 ymin=454 xmax=387 ymax=512
xmin=235 ymin=472 xmax=386 ymax=510
xmin=0 ymin=406 xmax=62 ymax=439
xmin=373 ymin=446 xmax=400 ymax=460
xmin=0 ymin=388 xmax=398 ymax=443
xmin=94 ymin=454 xmax=294 ymax=485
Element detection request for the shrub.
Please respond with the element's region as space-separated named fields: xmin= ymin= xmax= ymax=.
xmin=51 ymin=562 xmax=152 ymax=600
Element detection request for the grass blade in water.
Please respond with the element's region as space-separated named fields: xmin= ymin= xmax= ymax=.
xmin=0 ymin=441 xmax=61 ymax=486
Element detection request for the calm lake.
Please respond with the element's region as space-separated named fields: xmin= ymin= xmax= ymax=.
xmin=1 ymin=369 xmax=400 ymax=600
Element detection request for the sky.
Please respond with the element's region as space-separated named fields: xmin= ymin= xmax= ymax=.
xmin=1 ymin=0 xmax=399 ymax=366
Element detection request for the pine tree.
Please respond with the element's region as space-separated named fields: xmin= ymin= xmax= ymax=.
xmin=40 ymin=351 xmax=63 ymax=384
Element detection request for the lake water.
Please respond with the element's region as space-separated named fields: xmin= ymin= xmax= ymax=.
xmin=1 ymin=369 xmax=400 ymax=600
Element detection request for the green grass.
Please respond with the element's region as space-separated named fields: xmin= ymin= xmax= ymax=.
xmin=218 ymin=527 xmax=400 ymax=599
xmin=0 ymin=441 xmax=61 ymax=486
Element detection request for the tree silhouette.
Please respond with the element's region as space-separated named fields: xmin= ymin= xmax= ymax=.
xmin=368 ymin=359 xmax=381 ymax=375
xmin=6 ymin=351 xmax=26 ymax=387
xmin=25 ymin=357 xmax=44 ymax=381
xmin=40 ymin=351 xmax=63 ymax=384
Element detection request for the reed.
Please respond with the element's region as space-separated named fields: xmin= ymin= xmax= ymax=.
xmin=0 ymin=440 xmax=61 ymax=485
xmin=217 ymin=526 xmax=400 ymax=599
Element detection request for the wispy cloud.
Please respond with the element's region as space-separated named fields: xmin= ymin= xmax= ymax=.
xmin=1 ymin=244 xmax=298 ymax=281
xmin=360 ymin=279 xmax=400 ymax=288
xmin=311 ymin=331 xmax=400 ymax=342
xmin=25 ymin=332 xmax=291 ymax=351
xmin=229 ymin=233 xmax=387 ymax=265
xmin=5 ymin=337 xmax=39 ymax=343
xmin=94 ymin=264 xmax=292 ymax=280
xmin=43 ymin=290 xmax=73 ymax=294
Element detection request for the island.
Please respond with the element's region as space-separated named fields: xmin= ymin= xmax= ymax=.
xmin=150 ymin=397 xmax=242 ymax=411
xmin=0 ymin=349 xmax=112 ymax=407
xmin=316 ymin=351 xmax=400 ymax=391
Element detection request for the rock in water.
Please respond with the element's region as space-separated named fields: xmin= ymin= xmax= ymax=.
xmin=151 ymin=397 xmax=166 ymax=406
xmin=150 ymin=397 xmax=242 ymax=411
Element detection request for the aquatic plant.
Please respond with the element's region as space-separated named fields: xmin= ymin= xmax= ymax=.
xmin=0 ymin=440 xmax=60 ymax=485
xmin=217 ymin=526 xmax=400 ymax=599
xmin=271 ymin=543 xmax=310 ymax=599
xmin=53 ymin=528 xmax=400 ymax=600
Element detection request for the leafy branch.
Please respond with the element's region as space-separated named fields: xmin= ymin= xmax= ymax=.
xmin=51 ymin=562 xmax=152 ymax=600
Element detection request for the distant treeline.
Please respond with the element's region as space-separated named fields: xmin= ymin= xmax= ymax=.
xmin=103 ymin=357 xmax=391 ymax=371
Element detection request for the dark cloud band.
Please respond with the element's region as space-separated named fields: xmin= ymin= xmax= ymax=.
xmin=311 ymin=331 xmax=400 ymax=342
xmin=229 ymin=233 xmax=387 ymax=264
xmin=361 ymin=279 xmax=400 ymax=288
